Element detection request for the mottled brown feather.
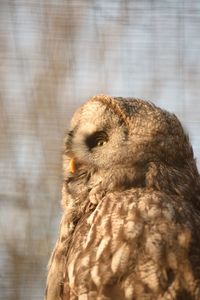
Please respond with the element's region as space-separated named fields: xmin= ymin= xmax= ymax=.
xmin=45 ymin=95 xmax=200 ymax=300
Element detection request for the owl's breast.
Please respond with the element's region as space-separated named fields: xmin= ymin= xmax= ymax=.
xmin=64 ymin=189 xmax=143 ymax=297
xmin=62 ymin=188 xmax=200 ymax=300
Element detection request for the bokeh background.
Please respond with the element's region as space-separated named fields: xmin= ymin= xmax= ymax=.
xmin=0 ymin=1 xmax=200 ymax=299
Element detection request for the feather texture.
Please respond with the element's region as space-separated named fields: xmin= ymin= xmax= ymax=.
xmin=45 ymin=95 xmax=200 ymax=300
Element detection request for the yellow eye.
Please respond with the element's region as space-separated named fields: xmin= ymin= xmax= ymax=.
xmin=86 ymin=131 xmax=108 ymax=150
xmin=97 ymin=140 xmax=107 ymax=147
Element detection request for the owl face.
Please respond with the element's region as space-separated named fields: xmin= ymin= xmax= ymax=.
xmin=65 ymin=95 xmax=193 ymax=178
xmin=66 ymin=99 xmax=129 ymax=171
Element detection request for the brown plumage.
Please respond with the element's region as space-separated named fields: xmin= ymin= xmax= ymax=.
xmin=45 ymin=95 xmax=200 ymax=300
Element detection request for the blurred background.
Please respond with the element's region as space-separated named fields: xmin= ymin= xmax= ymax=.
xmin=0 ymin=0 xmax=200 ymax=299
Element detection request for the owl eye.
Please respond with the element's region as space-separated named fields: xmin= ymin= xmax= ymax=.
xmin=86 ymin=131 xmax=108 ymax=150
xmin=97 ymin=140 xmax=106 ymax=147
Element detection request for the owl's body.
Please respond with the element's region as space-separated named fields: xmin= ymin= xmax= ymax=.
xmin=45 ymin=95 xmax=200 ymax=300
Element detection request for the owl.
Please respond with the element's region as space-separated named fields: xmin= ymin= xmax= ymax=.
xmin=45 ymin=95 xmax=200 ymax=300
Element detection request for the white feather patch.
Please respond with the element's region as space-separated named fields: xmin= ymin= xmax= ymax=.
xmin=78 ymin=293 xmax=88 ymax=300
xmin=111 ymin=243 xmax=130 ymax=273
xmin=96 ymin=236 xmax=111 ymax=260
xmin=91 ymin=265 xmax=101 ymax=287
xmin=125 ymin=285 xmax=134 ymax=300
xmin=81 ymin=255 xmax=90 ymax=267
xmin=87 ymin=210 xmax=96 ymax=225
xmin=68 ymin=260 xmax=75 ymax=287
xmin=84 ymin=226 xmax=95 ymax=248
xmin=125 ymin=221 xmax=137 ymax=239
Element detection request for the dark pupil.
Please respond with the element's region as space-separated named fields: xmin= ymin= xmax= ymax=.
xmin=86 ymin=131 xmax=107 ymax=150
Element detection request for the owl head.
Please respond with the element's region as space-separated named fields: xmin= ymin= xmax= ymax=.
xmin=63 ymin=95 xmax=197 ymax=194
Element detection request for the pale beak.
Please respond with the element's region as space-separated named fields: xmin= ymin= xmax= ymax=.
xmin=69 ymin=158 xmax=76 ymax=174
